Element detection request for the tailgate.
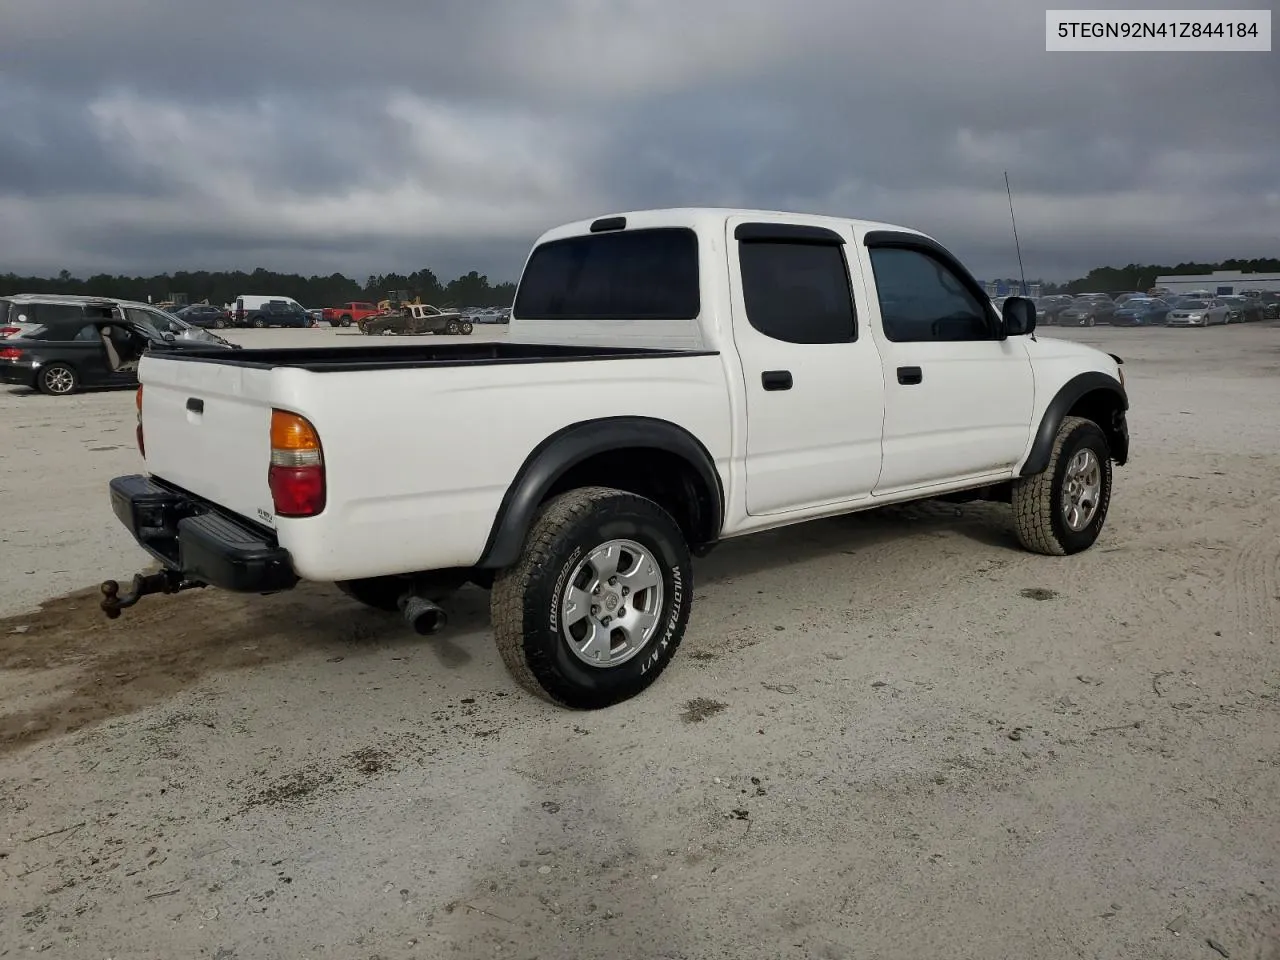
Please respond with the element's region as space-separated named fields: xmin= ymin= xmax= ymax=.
xmin=139 ymin=355 xmax=278 ymax=527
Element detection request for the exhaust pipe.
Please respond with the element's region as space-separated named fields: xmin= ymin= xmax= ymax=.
xmin=400 ymin=595 xmax=448 ymax=635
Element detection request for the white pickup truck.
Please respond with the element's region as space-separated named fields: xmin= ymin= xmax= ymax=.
xmin=102 ymin=208 xmax=1129 ymax=709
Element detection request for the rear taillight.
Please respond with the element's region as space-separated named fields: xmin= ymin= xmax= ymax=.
xmin=0 ymin=347 xmax=22 ymax=360
xmin=135 ymin=385 xmax=145 ymax=457
xmin=268 ymin=409 xmax=325 ymax=517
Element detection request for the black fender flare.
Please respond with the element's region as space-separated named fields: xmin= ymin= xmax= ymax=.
xmin=1020 ymin=372 xmax=1128 ymax=476
xmin=475 ymin=416 xmax=725 ymax=569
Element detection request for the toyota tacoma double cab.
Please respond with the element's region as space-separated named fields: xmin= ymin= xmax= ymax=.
xmin=101 ymin=208 xmax=1129 ymax=709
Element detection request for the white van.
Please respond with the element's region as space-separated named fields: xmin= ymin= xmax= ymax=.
xmin=231 ymin=294 xmax=306 ymax=327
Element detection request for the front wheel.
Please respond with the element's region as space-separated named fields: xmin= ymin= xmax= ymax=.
xmin=252 ymin=317 xmax=267 ymax=328
xmin=1011 ymin=416 xmax=1113 ymax=556
xmin=490 ymin=486 xmax=693 ymax=708
xmin=445 ymin=320 xmax=460 ymax=335
xmin=461 ymin=321 xmax=473 ymax=334
xmin=213 ymin=318 xmax=226 ymax=329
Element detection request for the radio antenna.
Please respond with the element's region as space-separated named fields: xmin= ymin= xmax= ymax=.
xmin=1004 ymin=171 xmax=1027 ymax=295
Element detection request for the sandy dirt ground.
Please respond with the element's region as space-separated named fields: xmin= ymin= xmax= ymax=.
xmin=1 ymin=323 xmax=1277 ymax=959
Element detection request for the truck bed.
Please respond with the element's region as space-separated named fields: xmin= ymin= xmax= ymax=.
xmin=158 ymin=341 xmax=717 ymax=372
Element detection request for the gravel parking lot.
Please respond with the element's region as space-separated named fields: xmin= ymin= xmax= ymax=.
xmin=2 ymin=324 xmax=1278 ymax=959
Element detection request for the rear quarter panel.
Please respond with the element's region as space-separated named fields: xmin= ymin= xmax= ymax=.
xmin=275 ymin=354 xmax=732 ymax=581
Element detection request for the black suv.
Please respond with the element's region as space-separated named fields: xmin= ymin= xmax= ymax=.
xmin=1 ymin=294 xmax=234 ymax=395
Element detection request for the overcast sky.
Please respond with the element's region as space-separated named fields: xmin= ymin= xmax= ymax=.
xmin=1 ymin=0 xmax=1276 ymax=283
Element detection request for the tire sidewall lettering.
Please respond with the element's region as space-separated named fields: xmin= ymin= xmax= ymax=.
xmin=549 ymin=544 xmax=584 ymax=635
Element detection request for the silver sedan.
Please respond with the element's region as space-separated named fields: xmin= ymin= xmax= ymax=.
xmin=1165 ymin=298 xmax=1230 ymax=327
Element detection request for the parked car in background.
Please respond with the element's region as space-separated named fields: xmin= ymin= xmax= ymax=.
xmin=1035 ymin=294 xmax=1076 ymax=325
xmin=467 ymin=307 xmax=510 ymax=324
xmin=360 ymin=303 xmax=473 ymax=336
xmin=1166 ymin=298 xmax=1230 ymax=327
xmin=1110 ymin=292 xmax=1146 ymax=304
xmin=230 ymin=294 xmax=307 ymax=327
xmin=1218 ymin=296 xmax=1265 ymax=323
xmin=243 ymin=299 xmax=313 ymax=328
xmin=1256 ymin=293 xmax=1280 ymax=319
xmin=174 ymin=303 xmax=232 ymax=328
xmin=0 ymin=299 xmax=234 ymax=395
xmin=1111 ymin=297 xmax=1171 ymax=326
xmin=321 ymin=301 xmax=380 ymax=327
xmin=1058 ymin=294 xmax=1117 ymax=326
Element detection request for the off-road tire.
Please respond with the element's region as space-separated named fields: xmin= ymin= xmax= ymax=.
xmin=490 ymin=486 xmax=693 ymax=709
xmin=1012 ymin=416 xmax=1113 ymax=556
xmin=336 ymin=577 xmax=407 ymax=612
xmin=37 ymin=363 xmax=78 ymax=396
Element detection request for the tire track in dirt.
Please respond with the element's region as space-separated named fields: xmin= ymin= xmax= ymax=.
xmin=1223 ymin=517 xmax=1280 ymax=642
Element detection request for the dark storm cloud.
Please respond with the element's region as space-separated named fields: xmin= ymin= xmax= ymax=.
xmin=0 ymin=0 xmax=1276 ymax=282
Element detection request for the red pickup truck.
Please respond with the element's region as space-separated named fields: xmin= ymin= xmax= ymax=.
xmin=321 ymin=302 xmax=380 ymax=327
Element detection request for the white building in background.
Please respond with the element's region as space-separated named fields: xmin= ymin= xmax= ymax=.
xmin=1153 ymin=270 xmax=1280 ymax=295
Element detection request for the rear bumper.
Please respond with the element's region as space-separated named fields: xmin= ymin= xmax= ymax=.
xmin=0 ymin=360 xmax=38 ymax=387
xmin=109 ymin=474 xmax=298 ymax=593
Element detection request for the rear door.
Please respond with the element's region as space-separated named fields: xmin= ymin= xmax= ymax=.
xmin=858 ymin=234 xmax=1034 ymax=494
xmin=726 ymin=217 xmax=886 ymax=515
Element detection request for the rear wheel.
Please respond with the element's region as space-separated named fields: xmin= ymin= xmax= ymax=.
xmin=491 ymin=487 xmax=693 ymax=709
xmin=252 ymin=316 xmax=267 ymax=328
xmin=38 ymin=363 xmax=78 ymax=396
xmin=213 ymin=318 xmax=226 ymax=329
xmin=340 ymin=315 xmax=353 ymax=327
xmin=1011 ymin=416 xmax=1113 ymax=556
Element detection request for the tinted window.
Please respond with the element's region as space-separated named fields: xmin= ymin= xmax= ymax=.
xmin=73 ymin=323 xmax=102 ymax=342
xmin=868 ymin=248 xmax=992 ymax=342
xmin=514 ymin=227 xmax=699 ymax=320
xmin=37 ymin=304 xmax=86 ymax=325
xmin=738 ymin=241 xmax=856 ymax=343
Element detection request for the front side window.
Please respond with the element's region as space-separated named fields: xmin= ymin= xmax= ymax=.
xmin=738 ymin=240 xmax=856 ymax=344
xmin=868 ymin=247 xmax=992 ymax=342
xmin=514 ymin=227 xmax=699 ymax=320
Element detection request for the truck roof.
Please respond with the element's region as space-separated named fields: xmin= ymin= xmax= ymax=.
xmin=532 ymin=207 xmax=932 ymax=245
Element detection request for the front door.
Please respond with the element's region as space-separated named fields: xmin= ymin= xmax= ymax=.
xmin=858 ymin=241 xmax=1034 ymax=494
xmin=726 ymin=217 xmax=886 ymax=516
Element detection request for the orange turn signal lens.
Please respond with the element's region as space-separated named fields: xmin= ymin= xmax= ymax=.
xmin=270 ymin=409 xmax=321 ymax=452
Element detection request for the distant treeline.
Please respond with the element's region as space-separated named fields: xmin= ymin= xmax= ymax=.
xmin=3 ymin=255 xmax=1277 ymax=307
xmin=1005 ymin=257 xmax=1280 ymax=295
xmin=0 ymin=267 xmax=517 ymax=309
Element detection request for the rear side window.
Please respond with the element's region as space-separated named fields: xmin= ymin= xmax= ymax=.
xmin=513 ymin=227 xmax=699 ymax=320
xmin=738 ymin=241 xmax=856 ymax=344
xmin=27 ymin=304 xmax=88 ymax=340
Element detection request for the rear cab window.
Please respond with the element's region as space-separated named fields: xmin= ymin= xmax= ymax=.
xmin=513 ymin=227 xmax=699 ymax=320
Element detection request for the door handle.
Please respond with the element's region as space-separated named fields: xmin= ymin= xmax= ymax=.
xmin=761 ymin=370 xmax=792 ymax=391
xmin=186 ymin=397 xmax=204 ymax=413
xmin=896 ymin=366 xmax=922 ymax=385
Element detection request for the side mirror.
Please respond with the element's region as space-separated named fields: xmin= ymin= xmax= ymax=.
xmin=1003 ymin=296 xmax=1037 ymax=336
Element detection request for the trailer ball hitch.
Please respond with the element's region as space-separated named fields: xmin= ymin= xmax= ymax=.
xmin=100 ymin=570 xmax=205 ymax=618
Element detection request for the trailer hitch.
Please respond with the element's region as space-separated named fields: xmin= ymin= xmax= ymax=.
xmin=100 ymin=570 xmax=206 ymax=619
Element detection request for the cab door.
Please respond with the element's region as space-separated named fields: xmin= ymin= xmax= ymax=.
xmin=856 ymin=234 xmax=1034 ymax=493
xmin=726 ymin=217 xmax=886 ymax=516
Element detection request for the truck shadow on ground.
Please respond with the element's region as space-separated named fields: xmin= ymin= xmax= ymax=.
xmin=0 ymin=498 xmax=1019 ymax=755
